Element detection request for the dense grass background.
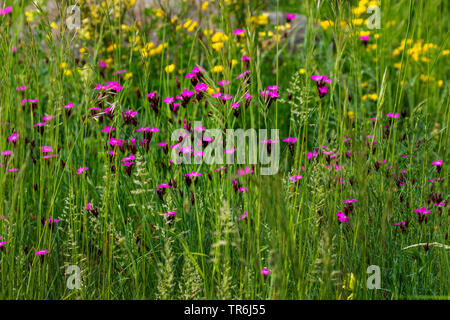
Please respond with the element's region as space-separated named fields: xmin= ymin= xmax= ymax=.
xmin=0 ymin=0 xmax=448 ymax=299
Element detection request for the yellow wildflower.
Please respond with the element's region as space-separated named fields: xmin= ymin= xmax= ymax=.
xmin=165 ymin=64 xmax=175 ymax=73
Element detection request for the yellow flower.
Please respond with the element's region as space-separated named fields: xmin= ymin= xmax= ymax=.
xmin=212 ymin=42 xmax=224 ymax=52
xmin=155 ymin=8 xmax=164 ymax=17
xmin=386 ymin=20 xmax=396 ymax=28
xmin=352 ymin=19 xmax=364 ymax=26
xmin=203 ymin=29 xmax=214 ymax=37
xmin=442 ymin=49 xmax=450 ymax=56
xmin=64 ymin=69 xmax=73 ymax=76
xmin=362 ymin=93 xmax=377 ymax=101
xmin=299 ymin=68 xmax=306 ymax=75
xmin=420 ymin=74 xmax=435 ymax=82
xmin=319 ymin=20 xmax=334 ymax=30
xmin=201 ymin=1 xmax=209 ymax=10
xmin=126 ymin=0 xmax=136 ymax=8
xmin=250 ymin=13 xmax=269 ymax=25
xmin=437 ymin=80 xmax=443 ymax=87
xmin=231 ymin=59 xmax=238 ymax=67
xmin=348 ymin=111 xmax=355 ymax=120
xmin=184 ymin=19 xmax=198 ymax=32
xmin=165 ymin=64 xmax=175 ymax=73
xmin=59 ymin=62 xmax=67 ymax=69
xmin=25 ymin=11 xmax=36 ymax=23
xmin=50 ymin=22 xmax=58 ymax=30
xmin=352 ymin=6 xmax=366 ymax=16
xmin=361 ymin=81 xmax=368 ymax=88
xmin=211 ymin=65 xmax=224 ymax=73
xmin=394 ymin=62 xmax=402 ymax=69
xmin=107 ymin=44 xmax=117 ymax=53
xmin=211 ymin=32 xmax=229 ymax=43
xmin=123 ymin=72 xmax=132 ymax=80
xmin=207 ymin=88 xmax=217 ymax=95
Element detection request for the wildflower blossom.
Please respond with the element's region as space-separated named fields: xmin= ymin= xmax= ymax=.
xmin=77 ymin=167 xmax=88 ymax=175
xmin=162 ymin=211 xmax=177 ymax=216
xmin=238 ymin=211 xmax=248 ymax=221
xmin=337 ymin=211 xmax=349 ymax=223
xmin=312 ymin=75 xmax=331 ymax=98
xmin=413 ymin=206 xmax=430 ymax=214
xmin=35 ymin=250 xmax=49 ymax=256
xmin=8 ymin=133 xmax=19 ymax=142
xmin=261 ymin=268 xmax=272 ymax=276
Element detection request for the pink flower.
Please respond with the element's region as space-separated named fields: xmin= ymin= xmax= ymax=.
xmin=35 ymin=250 xmax=49 ymax=256
xmin=39 ymin=146 xmax=53 ymax=153
xmin=63 ymin=102 xmax=74 ymax=109
xmin=307 ymin=150 xmax=318 ymax=160
xmin=283 ymin=137 xmax=297 ymax=143
xmin=386 ymin=112 xmax=400 ymax=119
xmin=102 ymin=126 xmax=115 ymax=133
xmin=238 ymin=211 xmax=248 ymax=221
xmin=285 ymin=13 xmax=296 ymax=21
xmin=98 ymin=61 xmax=107 ymax=68
xmin=337 ymin=211 xmax=349 ymax=223
xmin=431 ymin=160 xmax=443 ymax=166
xmin=312 ymin=75 xmax=331 ymax=83
xmin=261 ymin=268 xmax=273 ymax=276
xmin=8 ymin=133 xmax=19 ymax=142
xmin=163 ymin=96 xmax=174 ymax=104
xmin=413 ymin=207 xmax=430 ymax=215
xmin=343 ymin=198 xmax=357 ymax=204
xmin=108 ymin=138 xmax=124 ymax=147
xmin=237 ymin=166 xmax=254 ymax=176
xmin=186 ymin=171 xmax=202 ymax=177
xmin=289 ymin=175 xmax=303 ymax=181
xmin=77 ymin=167 xmax=88 ymax=175
xmin=45 ymin=217 xmax=61 ymax=224
xmin=0 ymin=6 xmax=12 ymax=15
xmin=224 ymin=148 xmax=236 ymax=154
xmin=233 ymin=29 xmax=245 ymax=35
xmin=222 ymin=93 xmax=233 ymax=101
xmin=360 ymin=35 xmax=370 ymax=42
xmin=218 ymin=80 xmax=230 ymax=86
xmin=194 ymin=83 xmax=208 ymax=92
xmin=121 ymin=154 xmax=135 ymax=162
xmin=231 ymin=102 xmax=240 ymax=109
xmin=162 ymin=211 xmax=177 ymax=216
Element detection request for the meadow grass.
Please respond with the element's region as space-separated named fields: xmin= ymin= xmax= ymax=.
xmin=0 ymin=0 xmax=448 ymax=299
